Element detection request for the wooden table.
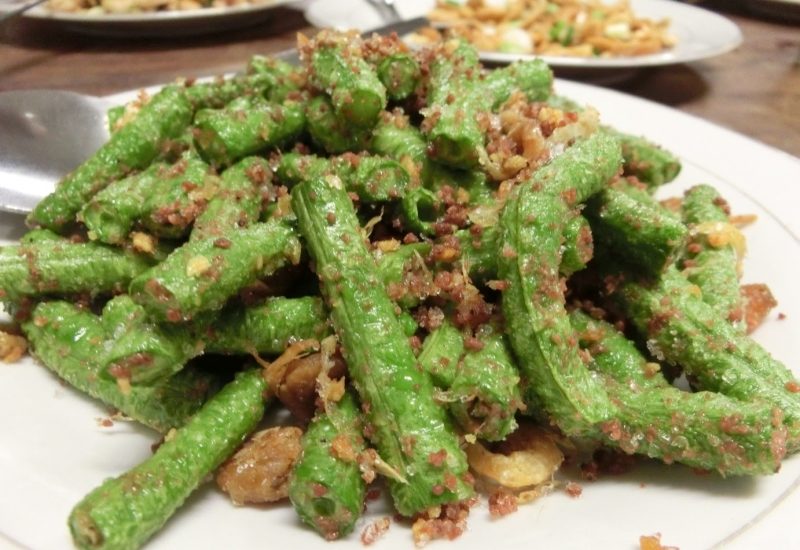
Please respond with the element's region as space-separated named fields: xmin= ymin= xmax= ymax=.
xmin=1 ymin=1 xmax=798 ymax=156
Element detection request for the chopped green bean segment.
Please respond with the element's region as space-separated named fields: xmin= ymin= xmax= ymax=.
xmin=418 ymin=320 xmax=464 ymax=389
xmin=484 ymin=59 xmax=553 ymax=108
xmin=602 ymin=377 xmax=785 ymax=476
xmin=276 ymin=152 xmax=411 ymax=203
xmin=613 ymin=130 xmax=682 ymax=190
xmin=570 ymin=309 xmax=670 ymax=391
xmin=585 ymin=178 xmax=687 ymax=276
xmin=323 ymin=153 xmax=411 ymax=203
xmin=0 ymin=239 xmax=153 ymax=303
xmin=571 ymin=310 xmax=785 ymax=475
xmin=246 ymin=55 xmax=303 ymax=103
xmin=81 ymin=156 xmax=212 ymax=244
xmin=23 ymin=301 xmax=213 ymax=433
xmin=372 ymin=112 xmax=491 ymax=203
xmin=374 ymin=241 xmax=433 ymax=309
xmin=420 ymin=321 xmax=522 ymax=441
xmin=190 ymin=156 xmax=270 ymax=241
xmin=29 ymin=85 xmax=194 ymax=231
xmin=399 ymin=186 xmax=442 ymax=235
xmin=138 ymin=157 xmax=215 ymax=239
xmin=424 ymin=40 xmax=484 ymax=169
xmin=68 ymin=369 xmax=268 ymax=550
xmin=532 ymin=131 xmax=623 ymax=203
xmin=293 ymin=174 xmax=473 ymax=516
xmin=80 ymin=162 xmax=166 ymax=245
xmin=193 ymin=96 xmax=306 ymax=168
xmin=451 ymin=324 xmax=521 ymax=441
xmin=499 ymin=186 xmax=614 ymax=436
xmin=289 ymin=392 xmax=367 ymax=540
xmin=681 ymin=184 xmax=743 ymax=327
xmin=497 ymin=134 xmax=622 ymax=433
xmin=308 ymin=36 xmax=387 ymax=128
xmin=371 ymin=111 xmax=428 ymax=172
xmin=608 ymin=264 xmax=800 ymax=437
xmin=129 ymin=221 xmax=301 ymax=323
xmin=306 ymin=95 xmax=371 ymax=154
xmin=377 ymin=53 xmax=421 ymax=102
xmin=183 ymin=73 xmax=274 ymax=111
xmin=101 ymin=296 xmax=329 ymax=386
xmin=207 ymin=296 xmax=330 ymax=355
xmin=376 ymin=218 xmax=590 ymax=296
xmin=101 ymin=295 xmax=202 ymax=385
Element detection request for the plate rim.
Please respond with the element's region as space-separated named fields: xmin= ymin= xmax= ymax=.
xmin=1 ymin=77 xmax=799 ymax=550
xmin=20 ymin=0 xmax=298 ymax=24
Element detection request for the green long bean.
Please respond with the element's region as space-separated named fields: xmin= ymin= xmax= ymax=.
xmin=68 ymin=369 xmax=268 ymax=550
xmin=292 ymin=174 xmax=473 ymax=516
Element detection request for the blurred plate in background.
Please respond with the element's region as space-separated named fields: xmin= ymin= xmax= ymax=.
xmin=305 ymin=0 xmax=742 ymax=70
xmin=14 ymin=0 xmax=299 ymax=37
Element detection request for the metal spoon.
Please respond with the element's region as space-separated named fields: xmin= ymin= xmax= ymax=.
xmin=0 ymin=16 xmax=427 ymax=216
xmin=0 ymin=90 xmax=114 ymax=214
xmin=0 ymin=0 xmax=49 ymax=22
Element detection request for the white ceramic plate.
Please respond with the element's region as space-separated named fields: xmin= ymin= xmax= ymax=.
xmin=10 ymin=0 xmax=299 ymax=37
xmin=305 ymin=0 xmax=742 ymax=69
xmin=1 ymin=79 xmax=800 ymax=550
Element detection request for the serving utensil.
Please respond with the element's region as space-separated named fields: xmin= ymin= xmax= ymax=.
xmin=365 ymin=0 xmax=400 ymax=22
xmin=0 ymin=90 xmax=114 ymax=215
xmin=0 ymin=16 xmax=427 ymax=215
xmin=0 ymin=0 xmax=48 ymax=22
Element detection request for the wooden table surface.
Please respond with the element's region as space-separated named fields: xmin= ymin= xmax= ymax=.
xmin=1 ymin=0 xmax=798 ymax=156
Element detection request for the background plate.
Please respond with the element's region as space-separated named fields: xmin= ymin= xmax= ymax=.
xmin=305 ymin=0 xmax=742 ymax=69
xmin=16 ymin=0 xmax=299 ymax=37
xmin=0 ymin=79 xmax=799 ymax=549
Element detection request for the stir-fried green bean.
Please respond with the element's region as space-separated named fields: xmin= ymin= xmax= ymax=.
xmin=68 ymin=369 xmax=268 ymax=550
xmin=12 ymin=30 xmax=798 ymax=550
xmin=129 ymin=221 xmax=301 ymax=322
xmin=293 ymin=174 xmax=473 ymax=516
xmin=23 ymin=301 xmax=214 ymax=433
xmin=289 ymin=391 xmax=367 ymax=540
xmin=29 ymin=86 xmax=195 ymax=231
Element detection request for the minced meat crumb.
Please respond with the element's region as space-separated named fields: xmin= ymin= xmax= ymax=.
xmin=488 ymin=491 xmax=518 ymax=518
xmin=740 ymin=283 xmax=778 ymax=334
xmin=565 ymin=482 xmax=583 ymax=498
xmin=411 ymin=500 xmax=474 ymax=547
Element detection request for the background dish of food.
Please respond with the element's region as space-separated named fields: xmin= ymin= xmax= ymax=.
xmin=9 ymin=0 xmax=299 ymax=36
xmin=305 ymin=0 xmax=742 ymax=69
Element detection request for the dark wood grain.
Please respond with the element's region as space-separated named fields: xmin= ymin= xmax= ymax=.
xmin=1 ymin=1 xmax=798 ymax=156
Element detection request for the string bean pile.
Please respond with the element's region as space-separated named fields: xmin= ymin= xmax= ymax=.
xmin=4 ymin=29 xmax=796 ymax=549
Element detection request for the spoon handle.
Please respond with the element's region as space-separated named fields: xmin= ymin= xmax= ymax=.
xmin=0 ymin=0 xmax=49 ymax=22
